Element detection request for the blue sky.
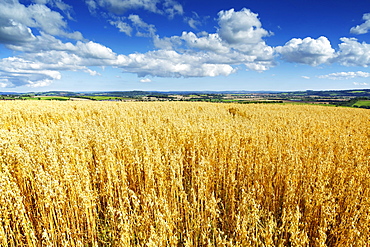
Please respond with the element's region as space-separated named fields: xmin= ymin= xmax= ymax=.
xmin=1 ymin=0 xmax=370 ymax=92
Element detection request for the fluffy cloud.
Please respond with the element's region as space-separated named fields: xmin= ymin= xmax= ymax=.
xmin=0 ymin=19 xmax=36 ymax=45
xmin=0 ymin=57 xmax=62 ymax=87
xmin=276 ymin=36 xmax=370 ymax=68
xmin=140 ymin=78 xmax=152 ymax=82
xmin=217 ymin=8 xmax=272 ymax=45
xmin=6 ymin=32 xmax=75 ymax=52
xmin=178 ymin=32 xmax=230 ymax=53
xmin=75 ymin=41 xmax=116 ymax=60
xmin=318 ymin=71 xmax=370 ymax=80
xmin=114 ymin=51 xmax=236 ymax=77
xmin=7 ymin=32 xmax=116 ymax=61
xmin=32 ymin=0 xmax=74 ymax=20
xmin=0 ymin=48 xmax=110 ymax=88
xmin=152 ymin=8 xmax=276 ymax=71
xmin=275 ymin=36 xmax=335 ymax=66
xmin=185 ymin=17 xmax=201 ymax=30
xmin=350 ymin=13 xmax=370 ymax=35
xmin=0 ymin=0 xmax=82 ymax=45
xmin=2 ymin=31 xmax=227 ymax=86
xmin=109 ymin=19 xmax=133 ymax=36
xmin=336 ymin=37 xmax=370 ymax=67
xmin=26 ymin=4 xmax=82 ymax=39
xmin=0 ymin=32 xmax=116 ymax=87
xmin=128 ymin=14 xmax=157 ymax=37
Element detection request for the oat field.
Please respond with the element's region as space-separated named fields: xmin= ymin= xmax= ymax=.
xmin=0 ymin=101 xmax=369 ymax=246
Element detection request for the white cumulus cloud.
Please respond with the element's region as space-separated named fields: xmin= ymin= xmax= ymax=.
xmin=0 ymin=19 xmax=36 ymax=45
xmin=0 ymin=56 xmax=62 ymax=88
xmin=109 ymin=19 xmax=133 ymax=36
xmin=152 ymin=8 xmax=276 ymax=72
xmin=0 ymin=0 xmax=83 ymax=45
xmin=32 ymin=0 xmax=75 ymax=20
xmin=0 ymin=33 xmax=117 ymax=87
xmin=114 ymin=50 xmax=236 ymax=77
xmin=336 ymin=37 xmax=370 ymax=67
xmin=217 ymin=8 xmax=272 ymax=45
xmin=178 ymin=32 xmax=230 ymax=53
xmin=275 ymin=36 xmax=335 ymax=66
xmin=75 ymin=41 xmax=116 ymax=59
xmin=350 ymin=13 xmax=370 ymax=35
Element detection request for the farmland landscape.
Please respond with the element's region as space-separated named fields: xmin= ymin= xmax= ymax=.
xmin=2 ymin=89 xmax=370 ymax=108
xmin=2 ymin=0 xmax=370 ymax=245
xmin=0 ymin=101 xmax=369 ymax=246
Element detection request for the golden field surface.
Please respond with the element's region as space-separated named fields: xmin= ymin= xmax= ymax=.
xmin=0 ymin=101 xmax=369 ymax=246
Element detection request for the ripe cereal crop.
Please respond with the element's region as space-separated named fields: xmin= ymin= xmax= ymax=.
xmin=0 ymin=101 xmax=369 ymax=246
